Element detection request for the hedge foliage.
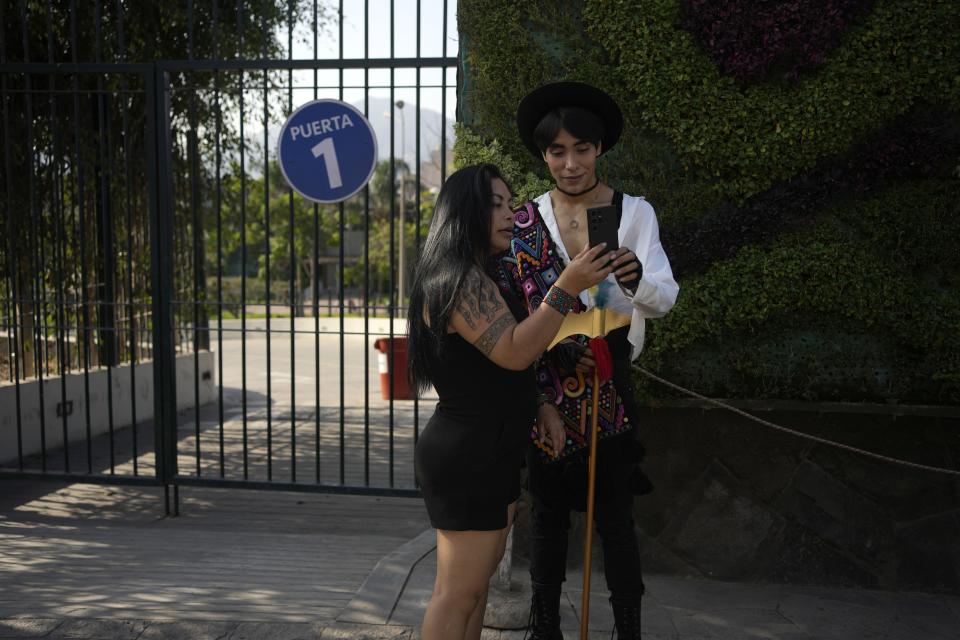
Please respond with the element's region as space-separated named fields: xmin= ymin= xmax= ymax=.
xmin=456 ymin=0 xmax=960 ymax=404
xmin=587 ymin=0 xmax=960 ymax=201
xmin=644 ymin=180 xmax=960 ymax=402
xmin=678 ymin=0 xmax=876 ymax=84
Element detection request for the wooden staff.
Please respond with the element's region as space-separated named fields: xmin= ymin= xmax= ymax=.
xmin=548 ymin=302 xmax=630 ymax=639
xmin=580 ymin=360 xmax=602 ymax=639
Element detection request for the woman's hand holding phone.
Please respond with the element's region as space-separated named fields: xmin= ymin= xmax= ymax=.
xmin=556 ymin=243 xmax=615 ymax=294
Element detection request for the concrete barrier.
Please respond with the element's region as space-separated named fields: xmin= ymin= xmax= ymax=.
xmin=0 ymin=352 xmax=215 ymax=464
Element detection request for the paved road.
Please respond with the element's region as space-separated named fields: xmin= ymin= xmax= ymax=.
xmin=193 ymin=317 xmax=435 ymax=488
xmin=209 ymin=317 xmax=431 ymax=410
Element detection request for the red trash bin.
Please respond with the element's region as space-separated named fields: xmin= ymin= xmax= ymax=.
xmin=373 ymin=336 xmax=414 ymax=400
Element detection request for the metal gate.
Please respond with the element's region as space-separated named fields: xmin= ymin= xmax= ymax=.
xmin=0 ymin=1 xmax=457 ymax=512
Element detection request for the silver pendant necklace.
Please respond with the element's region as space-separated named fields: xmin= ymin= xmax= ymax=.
xmin=556 ymin=181 xmax=605 ymax=230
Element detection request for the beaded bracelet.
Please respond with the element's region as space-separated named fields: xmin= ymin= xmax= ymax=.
xmin=537 ymin=392 xmax=551 ymax=407
xmin=543 ymin=285 xmax=577 ymax=315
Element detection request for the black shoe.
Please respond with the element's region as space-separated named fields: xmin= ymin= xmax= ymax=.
xmin=526 ymin=584 xmax=564 ymax=640
xmin=610 ymin=593 xmax=642 ymax=639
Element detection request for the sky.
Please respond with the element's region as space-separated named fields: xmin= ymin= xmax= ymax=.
xmin=247 ymin=0 xmax=459 ymax=167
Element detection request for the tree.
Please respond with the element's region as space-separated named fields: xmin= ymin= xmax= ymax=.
xmin=0 ymin=2 xmax=332 ymax=373
xmin=212 ymin=158 xmax=341 ymax=314
xmin=342 ymin=160 xmax=435 ymax=311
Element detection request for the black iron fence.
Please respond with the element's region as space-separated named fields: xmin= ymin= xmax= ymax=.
xmin=0 ymin=1 xmax=456 ymax=512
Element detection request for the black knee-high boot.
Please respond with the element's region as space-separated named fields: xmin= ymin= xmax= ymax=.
xmin=526 ymin=583 xmax=564 ymax=640
xmin=610 ymin=592 xmax=642 ymax=639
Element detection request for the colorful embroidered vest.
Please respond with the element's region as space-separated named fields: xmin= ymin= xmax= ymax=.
xmin=490 ymin=200 xmax=633 ymax=463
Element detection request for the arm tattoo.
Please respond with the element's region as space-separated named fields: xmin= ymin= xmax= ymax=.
xmin=474 ymin=313 xmax=515 ymax=357
xmin=456 ymin=269 xmax=505 ymax=331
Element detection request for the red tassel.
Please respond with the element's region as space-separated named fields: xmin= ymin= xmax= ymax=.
xmin=588 ymin=337 xmax=614 ymax=383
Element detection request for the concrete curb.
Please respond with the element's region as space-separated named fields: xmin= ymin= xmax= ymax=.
xmin=0 ymin=617 xmax=416 ymax=640
xmin=338 ymin=529 xmax=436 ymax=625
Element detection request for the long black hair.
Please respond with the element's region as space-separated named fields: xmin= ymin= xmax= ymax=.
xmin=407 ymin=163 xmax=507 ymax=394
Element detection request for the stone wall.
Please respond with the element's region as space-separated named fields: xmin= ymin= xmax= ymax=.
xmin=513 ymin=403 xmax=960 ymax=593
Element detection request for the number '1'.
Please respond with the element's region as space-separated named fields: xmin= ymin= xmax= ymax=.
xmin=311 ymin=137 xmax=343 ymax=189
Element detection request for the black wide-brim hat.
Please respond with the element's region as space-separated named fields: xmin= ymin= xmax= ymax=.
xmin=516 ymin=81 xmax=623 ymax=159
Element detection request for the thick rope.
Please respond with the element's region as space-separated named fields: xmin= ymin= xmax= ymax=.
xmin=634 ymin=366 xmax=960 ymax=477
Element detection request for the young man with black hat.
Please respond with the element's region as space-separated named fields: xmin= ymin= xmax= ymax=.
xmin=506 ymin=81 xmax=679 ymax=638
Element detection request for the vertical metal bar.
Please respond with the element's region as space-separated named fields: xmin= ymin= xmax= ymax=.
xmin=116 ymin=0 xmax=139 ymax=474
xmin=188 ymin=0 xmax=203 ymax=477
xmin=213 ymin=0 xmax=225 ymax=478
xmin=46 ymin=1 xmax=71 ymax=473
xmin=441 ymin=0 xmax=448 ymax=184
xmin=0 ymin=2 xmax=13 ymax=406
xmin=31 ymin=4 xmax=53 ymax=388
xmin=68 ymin=0 xmax=93 ymax=473
xmin=0 ymin=8 xmax=25 ymax=469
xmin=388 ymin=0 xmax=396 ymax=488
xmin=78 ymin=104 xmax=91 ymax=471
xmin=288 ymin=0 xmax=296 ymax=483
xmin=413 ymin=0 xmax=421 ymax=449
xmin=147 ymin=62 xmax=161 ymax=483
xmin=262 ymin=2 xmax=273 ymax=482
xmin=238 ymin=1 xmax=249 ymax=479
xmin=146 ymin=66 xmax=179 ymax=490
xmin=312 ymin=0 xmax=321 ymax=484
xmin=20 ymin=2 xmax=48 ymax=472
xmin=363 ymin=0 xmax=370 ymax=487
xmin=3 ymin=143 xmax=25 ymax=466
xmin=97 ymin=100 xmax=117 ymax=475
xmin=106 ymin=86 xmax=126 ymax=473
xmin=95 ymin=85 xmax=117 ymax=474
xmin=92 ymin=0 xmax=119 ymax=475
xmin=37 ymin=106 xmax=51 ymax=390
xmin=338 ymin=0 xmax=346 ymax=486
xmin=161 ymin=69 xmax=179 ymax=492
xmin=0 ymin=0 xmax=7 ymax=393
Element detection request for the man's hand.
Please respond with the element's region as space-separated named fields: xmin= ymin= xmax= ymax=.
xmin=610 ymin=247 xmax=642 ymax=292
xmin=575 ymin=346 xmax=595 ymax=374
xmin=551 ymin=339 xmax=586 ymax=374
xmin=535 ymin=402 xmax=566 ymax=457
xmin=551 ymin=339 xmax=594 ymax=374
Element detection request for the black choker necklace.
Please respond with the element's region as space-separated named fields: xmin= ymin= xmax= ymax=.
xmin=555 ymin=177 xmax=600 ymax=197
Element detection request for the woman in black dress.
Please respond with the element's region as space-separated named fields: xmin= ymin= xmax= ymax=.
xmin=408 ymin=164 xmax=615 ymax=640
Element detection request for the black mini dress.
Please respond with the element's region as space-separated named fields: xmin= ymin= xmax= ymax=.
xmin=414 ymin=331 xmax=537 ymax=531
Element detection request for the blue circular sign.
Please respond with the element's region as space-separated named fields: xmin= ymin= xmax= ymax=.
xmin=277 ymin=99 xmax=378 ymax=203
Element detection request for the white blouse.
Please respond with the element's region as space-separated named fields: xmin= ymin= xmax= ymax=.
xmin=535 ymin=191 xmax=680 ymax=360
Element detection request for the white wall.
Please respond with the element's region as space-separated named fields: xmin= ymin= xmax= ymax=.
xmin=0 ymin=352 xmax=215 ymax=465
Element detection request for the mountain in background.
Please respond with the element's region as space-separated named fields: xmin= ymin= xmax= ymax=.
xmin=363 ymin=96 xmax=456 ymax=167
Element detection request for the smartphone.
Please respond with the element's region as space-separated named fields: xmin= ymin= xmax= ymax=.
xmin=586 ymin=205 xmax=620 ymax=253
